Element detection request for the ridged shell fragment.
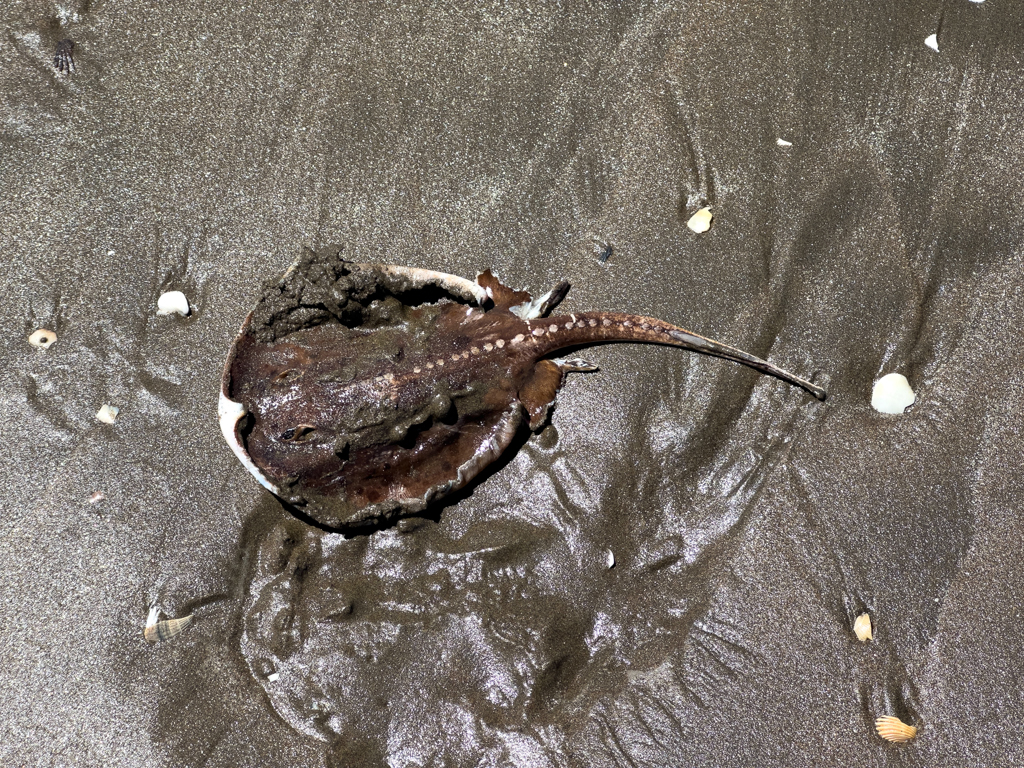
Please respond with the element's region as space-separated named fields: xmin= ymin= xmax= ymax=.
xmin=144 ymin=607 xmax=194 ymax=645
xmin=686 ymin=207 xmax=714 ymax=234
xmin=776 ymin=138 xmax=793 ymax=147
xmin=854 ymin=612 xmax=873 ymax=641
xmin=157 ymin=290 xmax=191 ymax=317
xmin=29 ymin=329 xmax=57 ymax=348
xmin=875 ymin=715 xmax=918 ymax=743
xmin=96 ymin=404 xmax=119 ymax=424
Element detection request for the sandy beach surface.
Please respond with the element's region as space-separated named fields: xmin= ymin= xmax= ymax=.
xmin=3 ymin=1 xmax=1024 ymax=766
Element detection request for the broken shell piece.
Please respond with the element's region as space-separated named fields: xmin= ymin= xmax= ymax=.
xmin=871 ymin=373 xmax=916 ymax=414
xmin=144 ymin=607 xmax=194 ymax=645
xmin=156 ymin=290 xmax=191 ymax=317
xmin=854 ymin=612 xmax=873 ymax=641
xmin=29 ymin=329 xmax=57 ymax=349
xmin=96 ymin=404 xmax=119 ymax=424
xmin=875 ymin=715 xmax=918 ymax=743
xmin=686 ymin=207 xmax=713 ymax=234
xmin=925 ymin=34 xmax=939 ymax=51
xmin=606 ymin=549 xmax=616 ymax=569
xmin=88 ymin=491 xmax=106 ymax=504
xmin=267 ymin=672 xmax=280 ymax=682
xmin=776 ymin=138 xmax=793 ymax=147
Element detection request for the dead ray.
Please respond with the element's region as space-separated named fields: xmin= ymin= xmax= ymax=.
xmin=220 ymin=248 xmax=826 ymax=530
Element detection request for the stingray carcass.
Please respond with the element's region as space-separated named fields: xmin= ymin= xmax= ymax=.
xmin=220 ymin=248 xmax=826 ymax=530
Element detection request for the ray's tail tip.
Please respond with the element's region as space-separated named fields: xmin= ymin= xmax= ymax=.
xmin=806 ymin=380 xmax=828 ymax=401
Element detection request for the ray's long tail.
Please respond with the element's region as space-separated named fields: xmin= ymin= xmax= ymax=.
xmin=526 ymin=311 xmax=827 ymax=401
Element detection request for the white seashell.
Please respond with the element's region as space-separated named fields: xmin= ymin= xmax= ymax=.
xmin=871 ymin=373 xmax=916 ymax=414
xmin=144 ymin=607 xmax=194 ymax=644
xmin=156 ymin=290 xmax=191 ymax=317
xmin=96 ymin=404 xmax=119 ymax=424
xmin=89 ymin=491 xmax=106 ymax=504
xmin=875 ymin=715 xmax=918 ymax=742
xmin=776 ymin=138 xmax=793 ymax=147
xmin=854 ymin=612 xmax=873 ymax=641
xmin=29 ymin=329 xmax=57 ymax=349
xmin=686 ymin=207 xmax=713 ymax=234
xmin=267 ymin=672 xmax=280 ymax=682
xmin=925 ymin=34 xmax=939 ymax=51
xmin=606 ymin=549 xmax=616 ymax=569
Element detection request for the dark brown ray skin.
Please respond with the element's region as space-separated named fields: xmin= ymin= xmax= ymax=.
xmin=227 ymin=280 xmax=825 ymax=530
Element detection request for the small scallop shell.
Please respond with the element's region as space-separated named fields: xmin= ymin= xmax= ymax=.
xmin=96 ymin=404 xmax=119 ymax=424
xmin=29 ymin=329 xmax=57 ymax=349
xmin=871 ymin=373 xmax=915 ymax=414
xmin=854 ymin=613 xmax=873 ymax=641
xmin=686 ymin=207 xmax=713 ymax=233
xmin=156 ymin=290 xmax=191 ymax=317
xmin=144 ymin=611 xmax=194 ymax=645
xmin=875 ymin=715 xmax=918 ymax=742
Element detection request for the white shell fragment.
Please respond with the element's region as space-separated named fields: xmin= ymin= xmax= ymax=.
xmin=606 ymin=549 xmax=616 ymax=569
xmin=267 ymin=672 xmax=280 ymax=682
xmin=156 ymin=290 xmax=191 ymax=317
xmin=925 ymin=34 xmax=939 ymax=51
xmin=776 ymin=138 xmax=793 ymax=147
xmin=686 ymin=207 xmax=714 ymax=233
xmin=871 ymin=373 xmax=916 ymax=414
xmin=89 ymin=491 xmax=106 ymax=504
xmin=144 ymin=606 xmax=194 ymax=645
xmin=29 ymin=329 xmax=57 ymax=348
xmin=96 ymin=404 xmax=119 ymax=424
xmin=854 ymin=613 xmax=873 ymax=642
xmin=875 ymin=715 xmax=918 ymax=743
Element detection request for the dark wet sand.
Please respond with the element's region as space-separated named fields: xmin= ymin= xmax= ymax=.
xmin=3 ymin=1 xmax=1024 ymax=766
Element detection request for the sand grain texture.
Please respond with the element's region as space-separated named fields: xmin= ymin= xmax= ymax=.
xmin=2 ymin=1 xmax=1023 ymax=766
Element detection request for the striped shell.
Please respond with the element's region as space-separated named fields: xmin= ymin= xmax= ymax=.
xmin=874 ymin=715 xmax=918 ymax=742
xmin=144 ymin=612 xmax=194 ymax=645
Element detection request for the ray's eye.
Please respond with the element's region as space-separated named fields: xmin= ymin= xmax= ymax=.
xmin=280 ymin=424 xmax=316 ymax=442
